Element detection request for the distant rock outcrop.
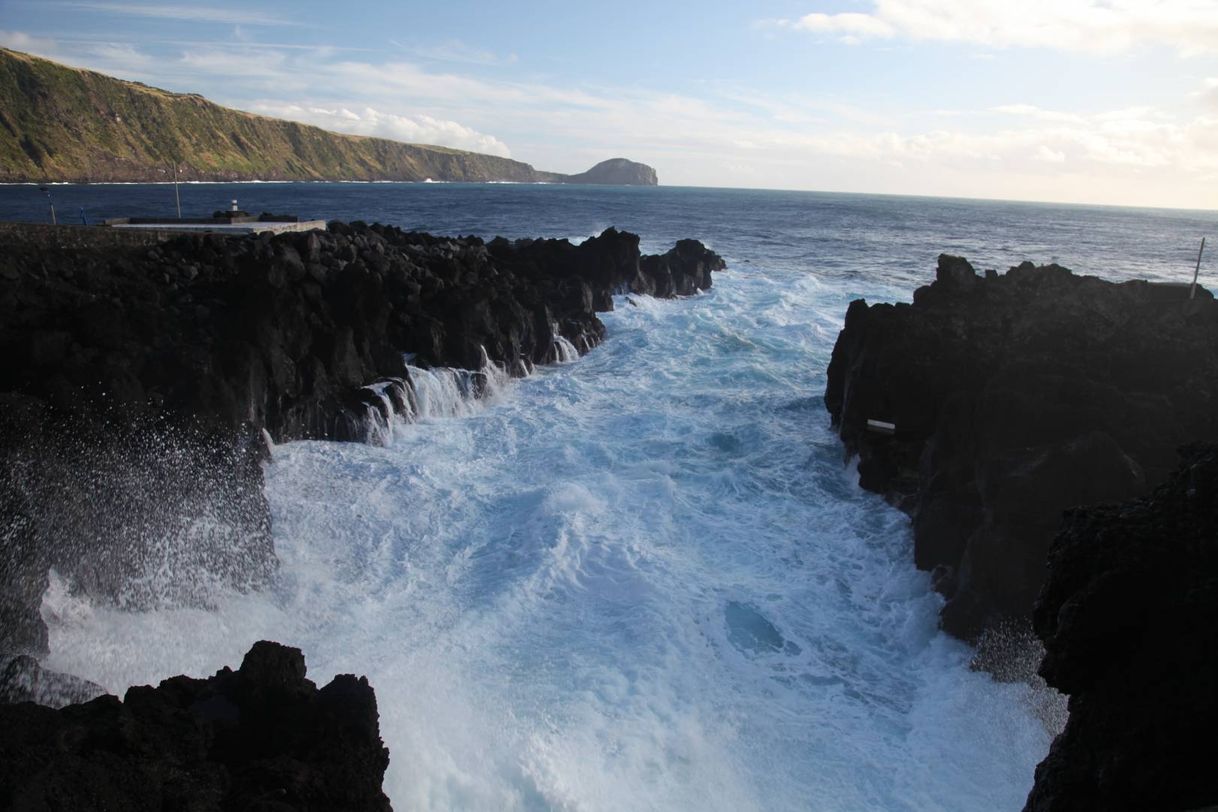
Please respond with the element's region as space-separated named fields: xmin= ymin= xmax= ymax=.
xmin=1024 ymin=443 xmax=1218 ymax=812
xmin=0 ymin=48 xmax=657 ymax=185
xmin=0 ymin=641 xmax=392 ymax=811
xmin=563 ymin=158 xmax=658 ymax=186
xmin=824 ymin=255 xmax=1218 ymax=640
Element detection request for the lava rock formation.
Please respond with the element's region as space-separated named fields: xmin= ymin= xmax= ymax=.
xmin=824 ymin=255 xmax=1218 ymax=639
xmin=1024 ymin=444 xmax=1218 ymax=812
xmin=0 ymin=640 xmax=392 ymax=811
xmin=0 ymin=221 xmax=723 ymax=670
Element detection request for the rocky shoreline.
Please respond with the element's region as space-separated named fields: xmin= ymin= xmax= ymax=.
xmin=0 ymin=221 xmax=723 ymax=808
xmin=825 ymin=255 xmax=1217 ymax=809
xmin=826 ymin=255 xmax=1217 ymax=639
xmin=6 ymin=231 xmax=1213 ymax=808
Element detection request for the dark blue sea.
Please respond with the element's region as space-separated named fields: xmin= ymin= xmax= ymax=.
xmin=8 ymin=183 xmax=1214 ymax=811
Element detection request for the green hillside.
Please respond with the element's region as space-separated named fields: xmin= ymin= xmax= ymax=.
xmin=0 ymin=48 xmax=650 ymax=184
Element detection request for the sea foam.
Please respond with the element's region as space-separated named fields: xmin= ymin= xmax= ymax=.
xmin=43 ymin=267 xmax=1055 ymax=810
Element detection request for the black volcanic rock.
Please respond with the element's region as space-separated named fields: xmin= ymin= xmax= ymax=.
xmin=0 ymin=640 xmax=392 ymax=811
xmin=562 ymin=158 xmax=659 ymax=186
xmin=0 ymin=220 xmax=722 ymax=807
xmin=0 ymin=221 xmax=723 ymax=663
xmin=1024 ymin=444 xmax=1218 ymax=812
xmin=824 ymin=255 xmax=1218 ymax=640
xmin=638 ymin=239 xmax=725 ymax=296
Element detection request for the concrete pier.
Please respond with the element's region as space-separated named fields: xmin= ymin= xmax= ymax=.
xmin=109 ymin=219 xmax=327 ymax=235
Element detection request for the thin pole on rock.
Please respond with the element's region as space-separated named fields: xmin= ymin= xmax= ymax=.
xmin=39 ymin=185 xmax=56 ymax=224
xmin=1190 ymin=237 xmax=1206 ymax=300
xmin=173 ymin=163 xmax=182 ymax=219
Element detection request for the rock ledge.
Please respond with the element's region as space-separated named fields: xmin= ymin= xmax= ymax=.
xmin=0 ymin=641 xmax=392 ymax=811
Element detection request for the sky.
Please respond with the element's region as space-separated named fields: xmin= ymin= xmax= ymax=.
xmin=2 ymin=0 xmax=1218 ymax=209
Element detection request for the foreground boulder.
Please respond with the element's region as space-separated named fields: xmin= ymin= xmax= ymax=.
xmin=1024 ymin=444 xmax=1218 ymax=811
xmin=825 ymin=255 xmax=1218 ymax=639
xmin=0 ymin=641 xmax=391 ymax=811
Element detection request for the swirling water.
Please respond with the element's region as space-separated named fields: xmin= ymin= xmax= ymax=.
xmin=12 ymin=184 xmax=1215 ymax=811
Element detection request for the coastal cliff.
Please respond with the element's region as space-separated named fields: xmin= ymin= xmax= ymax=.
xmin=824 ymin=255 xmax=1218 ymax=639
xmin=0 ymin=48 xmax=658 ymax=186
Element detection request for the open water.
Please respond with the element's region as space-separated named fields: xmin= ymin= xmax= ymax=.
xmin=5 ymin=183 xmax=1214 ymax=811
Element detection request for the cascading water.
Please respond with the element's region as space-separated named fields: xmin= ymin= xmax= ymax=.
xmin=360 ymin=380 xmax=400 ymax=446
xmin=551 ymin=323 xmax=581 ymax=364
xmin=353 ymin=349 xmax=519 ymax=446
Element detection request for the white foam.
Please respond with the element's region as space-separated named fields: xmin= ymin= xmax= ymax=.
xmin=42 ymin=264 xmax=1056 ymax=811
xmin=550 ymin=323 xmax=580 ymax=364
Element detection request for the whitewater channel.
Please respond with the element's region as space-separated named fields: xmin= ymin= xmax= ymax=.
xmin=41 ymin=266 xmax=1056 ymax=811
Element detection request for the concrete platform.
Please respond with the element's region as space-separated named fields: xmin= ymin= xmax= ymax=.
xmin=110 ymin=220 xmax=327 ymax=235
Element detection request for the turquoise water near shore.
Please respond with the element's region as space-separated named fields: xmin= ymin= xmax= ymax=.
xmin=15 ymin=184 xmax=1214 ymax=810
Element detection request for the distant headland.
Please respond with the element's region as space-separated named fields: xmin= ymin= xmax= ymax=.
xmin=0 ymin=48 xmax=659 ymax=186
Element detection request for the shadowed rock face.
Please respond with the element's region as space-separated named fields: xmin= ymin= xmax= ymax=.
xmin=1024 ymin=444 xmax=1218 ymax=812
xmin=0 ymin=222 xmax=720 ymax=443
xmin=0 ymin=641 xmax=392 ymax=811
xmin=824 ymin=255 xmax=1218 ymax=640
xmin=0 ymin=222 xmax=723 ymax=664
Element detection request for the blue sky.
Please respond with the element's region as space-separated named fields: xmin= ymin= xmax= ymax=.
xmin=3 ymin=0 xmax=1218 ymax=208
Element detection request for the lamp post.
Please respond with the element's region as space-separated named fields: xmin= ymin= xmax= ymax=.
xmin=38 ymin=185 xmax=56 ymax=225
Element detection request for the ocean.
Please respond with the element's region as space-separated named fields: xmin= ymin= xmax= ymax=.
xmin=5 ymin=183 xmax=1215 ymax=811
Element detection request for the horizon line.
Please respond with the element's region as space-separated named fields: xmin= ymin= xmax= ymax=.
xmin=3 ymin=179 xmax=1215 ymax=216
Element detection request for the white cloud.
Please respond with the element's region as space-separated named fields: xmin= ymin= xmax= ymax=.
xmin=991 ymin=104 xmax=1084 ymax=124
xmin=251 ymin=103 xmax=512 ymax=157
xmin=772 ymin=0 xmax=1218 ymax=54
xmin=1199 ymin=77 xmax=1218 ymax=109
xmin=786 ymin=12 xmax=896 ymax=39
xmin=1034 ymin=145 xmax=1067 ymax=163
xmin=392 ymin=39 xmax=518 ymax=67
xmin=0 ymin=29 xmax=58 ymax=53
xmin=1 ymin=29 xmax=157 ymax=80
xmin=62 ymin=2 xmax=301 ymax=27
xmin=180 ymin=48 xmax=289 ymax=78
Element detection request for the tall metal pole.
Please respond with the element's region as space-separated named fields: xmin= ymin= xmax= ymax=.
xmin=1190 ymin=237 xmax=1206 ymax=301
xmin=173 ymin=163 xmax=182 ymax=218
xmin=39 ymin=186 xmax=56 ymax=224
